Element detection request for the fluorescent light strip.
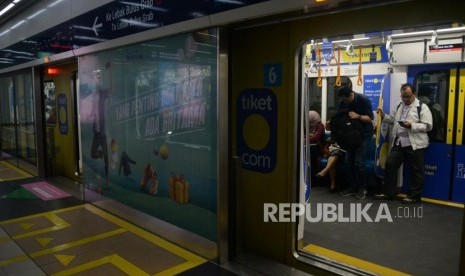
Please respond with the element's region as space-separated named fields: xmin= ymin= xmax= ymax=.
xmin=48 ymin=0 xmax=64 ymax=8
xmin=10 ymin=19 xmax=24 ymax=29
xmin=27 ymin=8 xmax=46 ymax=20
xmin=0 ymin=3 xmax=15 ymax=16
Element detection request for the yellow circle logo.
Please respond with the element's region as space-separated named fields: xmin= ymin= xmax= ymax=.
xmin=242 ymin=114 xmax=270 ymax=150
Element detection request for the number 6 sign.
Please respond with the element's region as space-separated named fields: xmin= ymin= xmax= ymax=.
xmin=264 ymin=63 xmax=282 ymax=87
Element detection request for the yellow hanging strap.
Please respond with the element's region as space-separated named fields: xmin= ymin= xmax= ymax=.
xmin=317 ymin=47 xmax=322 ymax=87
xmin=335 ymin=48 xmax=341 ymax=87
xmin=328 ymin=44 xmax=337 ymax=66
xmin=357 ymin=47 xmax=363 ymax=86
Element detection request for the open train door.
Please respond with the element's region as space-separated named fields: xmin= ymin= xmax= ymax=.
xmin=43 ymin=60 xmax=81 ymax=181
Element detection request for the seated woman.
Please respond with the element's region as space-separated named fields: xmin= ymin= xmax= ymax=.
xmin=317 ymin=139 xmax=345 ymax=193
xmin=307 ymin=110 xmax=325 ymax=186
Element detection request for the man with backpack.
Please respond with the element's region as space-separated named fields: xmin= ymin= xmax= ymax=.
xmin=374 ymin=83 xmax=433 ymax=204
xmin=328 ymin=86 xmax=374 ymax=199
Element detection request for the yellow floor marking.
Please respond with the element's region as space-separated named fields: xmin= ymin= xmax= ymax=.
xmin=0 ymin=161 xmax=33 ymax=180
xmin=84 ymin=204 xmax=206 ymax=264
xmin=304 ymin=244 xmax=412 ymax=276
xmin=0 ymin=236 xmax=10 ymax=243
xmin=397 ymin=193 xmax=464 ymax=208
xmin=420 ymin=197 xmax=464 ymax=208
xmin=20 ymin=223 xmax=34 ymax=230
xmin=12 ymin=224 xmax=70 ymax=240
xmin=154 ymin=261 xmax=207 ymax=276
xmin=0 ymin=255 xmax=29 ymax=267
xmin=2 ymin=209 xmax=74 ymax=240
xmin=30 ymin=228 xmax=128 ymax=258
xmin=51 ymin=254 xmax=150 ymax=276
xmin=55 ymin=254 xmax=75 ymax=266
xmin=1 ymin=203 xmax=207 ymax=274
xmin=36 ymin=237 xmax=54 ymax=247
xmin=11 ymin=217 xmax=70 ymax=240
xmin=0 ymin=205 xmax=82 ymax=225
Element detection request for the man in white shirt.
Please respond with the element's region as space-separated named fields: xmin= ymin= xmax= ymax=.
xmin=374 ymin=83 xmax=432 ymax=203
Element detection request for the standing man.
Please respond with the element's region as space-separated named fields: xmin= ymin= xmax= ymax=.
xmin=336 ymin=86 xmax=374 ymax=199
xmin=374 ymin=83 xmax=432 ymax=203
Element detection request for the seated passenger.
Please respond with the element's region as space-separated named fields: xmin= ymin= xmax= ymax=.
xmin=317 ymin=139 xmax=345 ymax=193
xmin=307 ymin=110 xmax=325 ymax=186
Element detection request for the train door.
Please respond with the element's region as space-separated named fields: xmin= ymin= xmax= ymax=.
xmin=0 ymin=71 xmax=38 ymax=175
xmin=43 ymin=61 xmax=81 ymax=180
xmin=406 ymin=64 xmax=465 ymax=202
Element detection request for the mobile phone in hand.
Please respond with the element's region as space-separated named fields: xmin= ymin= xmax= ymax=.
xmin=398 ymin=121 xmax=405 ymax=126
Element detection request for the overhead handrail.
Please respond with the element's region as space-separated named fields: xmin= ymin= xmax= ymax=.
xmin=328 ymin=44 xmax=338 ymax=66
xmin=335 ymin=48 xmax=341 ymax=86
xmin=317 ymin=46 xmax=322 ymax=87
xmin=357 ymin=47 xmax=363 ymax=86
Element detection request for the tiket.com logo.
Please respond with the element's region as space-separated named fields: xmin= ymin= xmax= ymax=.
xmin=237 ymin=88 xmax=277 ymax=173
xmin=264 ymin=203 xmax=423 ymax=223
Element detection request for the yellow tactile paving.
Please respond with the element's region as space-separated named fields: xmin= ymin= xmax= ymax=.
xmin=0 ymin=204 xmax=206 ymax=275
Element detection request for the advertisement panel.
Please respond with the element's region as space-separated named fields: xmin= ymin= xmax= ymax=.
xmin=79 ymin=29 xmax=218 ymax=241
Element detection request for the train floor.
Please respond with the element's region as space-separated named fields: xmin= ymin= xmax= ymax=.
xmin=0 ymin=161 xmax=310 ymax=276
xmin=303 ymin=185 xmax=464 ymax=276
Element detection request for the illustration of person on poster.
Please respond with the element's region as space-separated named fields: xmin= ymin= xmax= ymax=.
xmin=89 ymin=63 xmax=113 ymax=188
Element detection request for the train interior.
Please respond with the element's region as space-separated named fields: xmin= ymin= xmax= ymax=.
xmin=297 ymin=24 xmax=465 ymax=275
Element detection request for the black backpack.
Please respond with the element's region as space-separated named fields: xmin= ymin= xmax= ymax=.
xmin=329 ymin=112 xmax=362 ymax=150
xmin=423 ymin=101 xmax=444 ymax=141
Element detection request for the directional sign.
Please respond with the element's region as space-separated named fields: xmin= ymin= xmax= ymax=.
xmin=93 ymin=17 xmax=103 ymax=36
xmin=0 ymin=0 xmax=272 ymax=70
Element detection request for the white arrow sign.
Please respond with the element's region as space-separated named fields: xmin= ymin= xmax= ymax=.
xmin=93 ymin=17 xmax=102 ymax=36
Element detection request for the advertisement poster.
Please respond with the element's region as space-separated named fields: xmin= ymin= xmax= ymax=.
xmin=363 ymin=74 xmax=384 ymax=111
xmin=79 ymin=29 xmax=218 ymax=241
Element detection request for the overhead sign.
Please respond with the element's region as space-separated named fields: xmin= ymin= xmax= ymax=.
xmin=429 ymin=43 xmax=463 ymax=53
xmin=0 ymin=0 xmax=271 ymax=70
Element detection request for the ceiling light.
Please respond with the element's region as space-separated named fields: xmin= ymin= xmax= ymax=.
xmin=27 ymin=9 xmax=46 ymax=20
xmin=0 ymin=3 xmax=15 ymax=16
xmin=10 ymin=19 xmax=25 ymax=29
xmin=48 ymin=0 xmax=64 ymax=8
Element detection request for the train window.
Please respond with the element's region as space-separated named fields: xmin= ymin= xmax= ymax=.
xmin=414 ymin=71 xmax=448 ymax=143
xmin=306 ymin=77 xmax=351 ymax=121
xmin=326 ymin=77 xmax=352 ymax=119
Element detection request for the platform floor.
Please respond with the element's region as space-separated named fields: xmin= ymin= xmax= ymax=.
xmin=4 ymin=162 xmax=462 ymax=275
xmin=0 ymin=163 xmax=311 ymax=276
xmin=0 ymin=176 xmax=242 ymax=276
